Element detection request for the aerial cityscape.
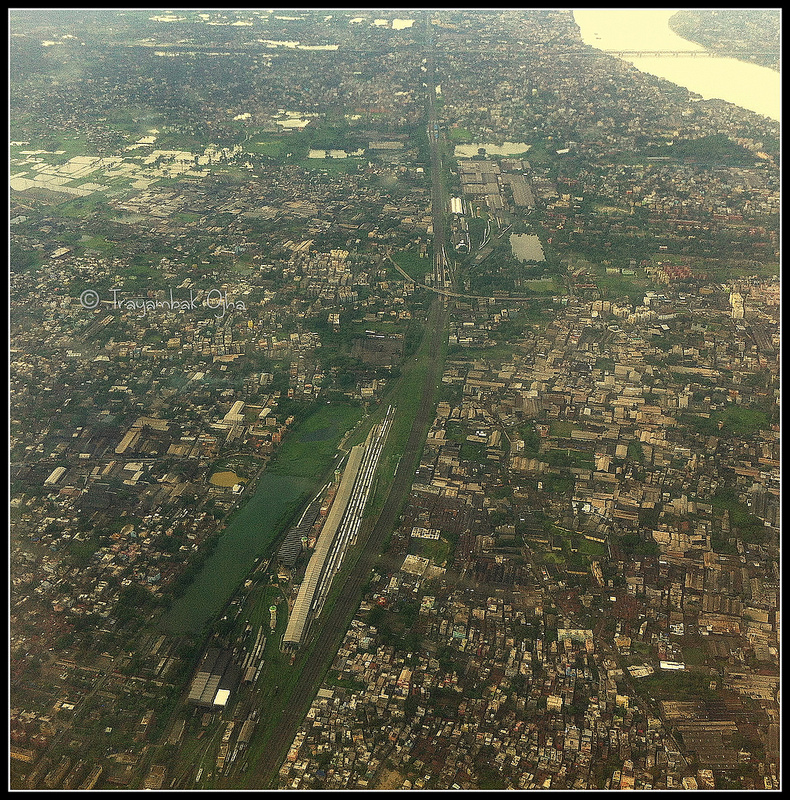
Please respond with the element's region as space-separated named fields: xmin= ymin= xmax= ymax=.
xmin=9 ymin=8 xmax=780 ymax=791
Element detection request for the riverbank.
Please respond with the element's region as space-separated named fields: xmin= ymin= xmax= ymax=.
xmin=573 ymin=9 xmax=780 ymax=121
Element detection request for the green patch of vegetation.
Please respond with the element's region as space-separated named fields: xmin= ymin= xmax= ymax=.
xmin=410 ymin=535 xmax=451 ymax=567
xmin=708 ymin=487 xmax=772 ymax=545
xmin=596 ymin=356 xmax=616 ymax=372
xmin=638 ymin=669 xmax=718 ymax=702
xmin=682 ymin=646 xmax=706 ymax=666
xmin=520 ymin=138 xmax=554 ymax=166
xmin=79 ymin=234 xmax=115 ymax=253
xmin=520 ymin=301 xmax=553 ymax=325
xmin=66 ymin=532 xmax=105 ymax=567
xmin=717 ymin=405 xmax=772 ymax=435
xmin=115 ymin=583 xmax=159 ymax=624
xmin=519 ymin=277 xmax=558 ymax=293
xmin=324 ymin=671 xmax=366 ymax=693
xmin=541 ymin=550 xmax=566 ymax=566
xmin=10 ymin=241 xmax=44 ymax=273
xmin=618 ymin=531 xmax=660 ymax=557
xmin=298 ymin=157 xmax=364 ymax=174
xmin=549 ymin=420 xmax=578 ymax=438
xmin=52 ymin=193 xmax=115 ymax=220
xmin=268 ymin=403 xmax=362 ymax=479
xmin=680 ymin=405 xmax=771 ymax=438
xmin=243 ymin=136 xmax=293 ymax=158
xmin=38 ymin=132 xmax=97 ymax=158
xmin=391 ymin=249 xmax=429 ymax=281
xmin=459 ymin=439 xmax=486 ymax=462
xmin=519 ymin=425 xmax=541 ymax=457
xmin=545 ymin=448 xmax=594 ymax=469
xmin=577 ymin=537 xmax=607 ymax=557
xmin=593 ymin=268 xmax=652 ymax=304
xmin=210 ymin=454 xmax=262 ymax=482
xmin=540 ymin=472 xmax=575 ymax=495
xmin=445 ymin=344 xmax=516 ymax=363
xmin=638 ymin=506 xmax=661 ymax=528
xmin=627 ymin=440 xmax=645 ymax=464
xmin=642 ymin=133 xmax=758 ymax=166
xmin=445 ymin=421 xmax=468 ymax=443
xmin=592 ymin=200 xmax=630 ymax=214
xmin=448 ymin=126 xmax=474 ymax=142
xmin=101 ymin=105 xmax=165 ymax=135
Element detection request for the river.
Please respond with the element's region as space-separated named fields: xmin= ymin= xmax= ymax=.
xmin=573 ymin=9 xmax=780 ymax=122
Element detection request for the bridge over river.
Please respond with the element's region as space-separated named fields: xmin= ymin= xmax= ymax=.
xmin=599 ymin=49 xmax=779 ymax=59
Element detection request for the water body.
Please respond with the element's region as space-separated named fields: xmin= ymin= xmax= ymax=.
xmin=454 ymin=141 xmax=531 ymax=158
xmin=159 ymin=471 xmax=314 ymax=634
xmin=573 ymin=9 xmax=780 ymax=122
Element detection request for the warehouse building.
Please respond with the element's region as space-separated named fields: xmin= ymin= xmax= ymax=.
xmin=282 ymin=445 xmax=365 ymax=650
xmin=187 ymin=648 xmax=241 ymax=709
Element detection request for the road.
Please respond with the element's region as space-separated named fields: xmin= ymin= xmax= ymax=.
xmin=425 ymin=17 xmax=451 ymax=295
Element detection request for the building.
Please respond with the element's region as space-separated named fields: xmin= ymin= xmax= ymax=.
xmin=282 ymin=445 xmax=365 ymax=649
xmin=186 ymin=648 xmax=241 ymax=709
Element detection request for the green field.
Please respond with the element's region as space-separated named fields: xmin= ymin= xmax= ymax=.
xmin=298 ymin=157 xmax=364 ymax=174
xmin=593 ymin=268 xmax=653 ymax=302
xmin=545 ymin=448 xmax=594 ymax=469
xmin=391 ymin=249 xmax=429 ymax=281
xmin=637 ymin=669 xmax=718 ymax=702
xmin=448 ymin=126 xmax=474 ymax=142
xmin=680 ymin=406 xmax=771 ymax=438
xmin=549 ymin=420 xmax=579 ymax=438
xmin=244 ymin=137 xmax=293 ymax=158
xmin=78 ymin=234 xmax=115 ymax=253
xmin=409 ymin=536 xmax=452 ymax=567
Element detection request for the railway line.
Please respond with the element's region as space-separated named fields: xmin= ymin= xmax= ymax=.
xmin=310 ymin=406 xmax=395 ymax=621
xmin=237 ymin=12 xmax=453 ymax=786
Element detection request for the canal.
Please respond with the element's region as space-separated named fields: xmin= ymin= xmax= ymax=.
xmin=158 ymin=402 xmax=362 ymax=635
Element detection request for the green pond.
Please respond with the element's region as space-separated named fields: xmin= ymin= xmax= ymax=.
xmin=158 ymin=472 xmax=314 ymax=634
xmin=159 ymin=403 xmax=362 ymax=634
